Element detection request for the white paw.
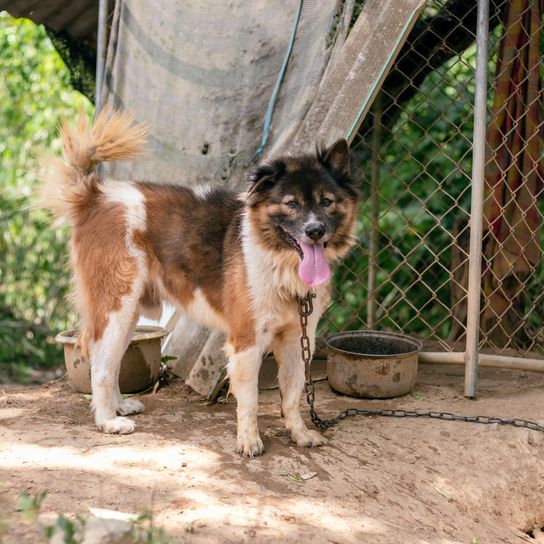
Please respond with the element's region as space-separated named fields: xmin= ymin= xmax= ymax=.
xmin=235 ymin=430 xmax=264 ymax=458
xmin=98 ymin=416 xmax=135 ymax=434
xmin=291 ymin=429 xmax=329 ymax=448
xmin=116 ymin=397 xmax=144 ymax=416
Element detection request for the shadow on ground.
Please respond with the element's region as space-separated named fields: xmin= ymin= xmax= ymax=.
xmin=1 ymin=364 xmax=544 ymax=543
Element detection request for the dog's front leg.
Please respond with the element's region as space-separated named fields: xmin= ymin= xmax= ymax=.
xmin=272 ymin=328 xmax=328 ymax=448
xmin=227 ymin=344 xmax=264 ymax=457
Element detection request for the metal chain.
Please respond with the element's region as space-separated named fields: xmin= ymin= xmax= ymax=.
xmin=298 ymin=293 xmax=544 ymax=434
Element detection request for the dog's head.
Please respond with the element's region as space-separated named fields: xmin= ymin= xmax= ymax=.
xmin=245 ymin=139 xmax=360 ymax=287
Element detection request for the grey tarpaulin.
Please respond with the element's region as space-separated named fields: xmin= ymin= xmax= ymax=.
xmin=102 ymin=0 xmax=341 ymax=184
xmin=101 ymin=0 xmax=424 ymax=395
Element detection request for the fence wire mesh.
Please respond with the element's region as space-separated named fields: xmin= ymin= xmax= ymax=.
xmin=324 ymin=0 xmax=544 ymax=360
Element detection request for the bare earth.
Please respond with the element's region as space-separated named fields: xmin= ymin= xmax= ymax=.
xmin=1 ymin=364 xmax=544 ymax=543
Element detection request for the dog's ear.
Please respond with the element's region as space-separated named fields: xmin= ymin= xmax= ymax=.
xmin=318 ymin=138 xmax=350 ymax=176
xmin=246 ymin=159 xmax=285 ymax=204
xmin=318 ymin=139 xmax=359 ymax=197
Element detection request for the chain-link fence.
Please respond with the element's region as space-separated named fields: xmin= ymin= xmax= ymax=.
xmin=324 ymin=0 xmax=544 ymax=365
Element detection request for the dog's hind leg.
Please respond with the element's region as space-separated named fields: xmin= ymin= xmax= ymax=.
xmin=227 ymin=344 xmax=264 ymax=457
xmin=112 ymin=313 xmax=145 ymax=417
xmin=89 ymin=294 xmax=141 ymax=434
xmin=272 ymin=329 xmax=328 ymax=448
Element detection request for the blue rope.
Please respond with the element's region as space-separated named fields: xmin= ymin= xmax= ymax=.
xmin=253 ymin=0 xmax=304 ymax=161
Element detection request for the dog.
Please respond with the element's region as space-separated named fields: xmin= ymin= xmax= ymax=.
xmin=42 ymin=108 xmax=359 ymax=456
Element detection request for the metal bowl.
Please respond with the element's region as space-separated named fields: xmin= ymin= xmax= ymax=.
xmin=55 ymin=326 xmax=166 ymax=394
xmin=326 ymin=330 xmax=422 ymax=398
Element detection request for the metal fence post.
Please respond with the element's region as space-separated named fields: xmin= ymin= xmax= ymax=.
xmin=367 ymin=93 xmax=382 ymax=329
xmin=95 ymin=0 xmax=109 ymax=115
xmin=464 ymin=0 xmax=489 ymax=398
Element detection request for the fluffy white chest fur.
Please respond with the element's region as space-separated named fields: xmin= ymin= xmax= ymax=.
xmin=240 ymin=212 xmax=329 ymax=349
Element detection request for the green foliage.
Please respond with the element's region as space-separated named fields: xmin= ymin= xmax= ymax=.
xmin=45 ymin=515 xmax=86 ymax=543
xmin=18 ymin=491 xmax=48 ymax=523
xmin=0 ymin=13 xmax=93 ymax=380
xmin=129 ymin=511 xmax=172 ymax=544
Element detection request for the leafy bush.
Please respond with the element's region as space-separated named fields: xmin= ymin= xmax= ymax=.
xmin=0 ymin=13 xmax=93 ymax=380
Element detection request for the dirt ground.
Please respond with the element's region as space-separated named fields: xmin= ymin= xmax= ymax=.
xmin=2 ymin=363 xmax=544 ymax=543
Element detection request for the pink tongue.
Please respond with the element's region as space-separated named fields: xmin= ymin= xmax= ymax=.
xmin=298 ymin=242 xmax=331 ymax=287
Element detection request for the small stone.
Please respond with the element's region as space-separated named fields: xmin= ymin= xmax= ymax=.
xmin=82 ymin=518 xmax=133 ymax=544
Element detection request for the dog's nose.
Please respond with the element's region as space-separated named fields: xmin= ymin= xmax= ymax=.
xmin=305 ymin=222 xmax=326 ymax=241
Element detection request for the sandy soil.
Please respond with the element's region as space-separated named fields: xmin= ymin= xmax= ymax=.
xmin=1 ymin=363 xmax=544 ymax=543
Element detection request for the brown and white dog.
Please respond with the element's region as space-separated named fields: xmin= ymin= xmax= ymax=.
xmin=42 ymin=109 xmax=359 ymax=456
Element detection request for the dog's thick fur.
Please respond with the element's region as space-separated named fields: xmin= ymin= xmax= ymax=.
xmin=42 ymin=109 xmax=359 ymax=456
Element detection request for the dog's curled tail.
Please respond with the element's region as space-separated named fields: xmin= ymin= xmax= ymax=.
xmin=40 ymin=106 xmax=148 ymax=225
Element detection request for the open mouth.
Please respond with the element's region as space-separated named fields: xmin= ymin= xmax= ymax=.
xmin=277 ymin=226 xmax=303 ymax=259
xmin=277 ymin=226 xmax=331 ymax=287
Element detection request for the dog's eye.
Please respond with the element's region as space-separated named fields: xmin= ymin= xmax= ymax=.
xmin=321 ymin=198 xmax=333 ymax=207
xmin=285 ymin=200 xmax=299 ymax=209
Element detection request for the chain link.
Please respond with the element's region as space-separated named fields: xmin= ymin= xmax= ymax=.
xmin=298 ymin=294 xmax=544 ymax=434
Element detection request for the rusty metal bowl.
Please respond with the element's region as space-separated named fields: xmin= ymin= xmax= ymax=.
xmin=55 ymin=326 xmax=166 ymax=394
xmin=326 ymin=330 xmax=422 ymax=398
